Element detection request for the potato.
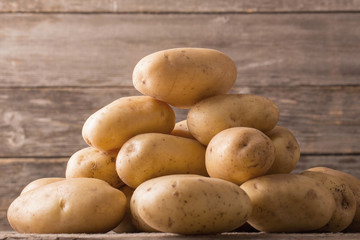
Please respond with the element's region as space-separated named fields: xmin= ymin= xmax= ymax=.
xmin=131 ymin=174 xmax=252 ymax=234
xmin=116 ymin=133 xmax=207 ymax=188
xmin=112 ymin=185 xmax=138 ymax=233
xmin=240 ymin=174 xmax=336 ymax=232
xmin=265 ymin=126 xmax=300 ymax=174
xmin=7 ymin=178 xmax=126 ymax=233
xmin=187 ymin=94 xmax=279 ymax=145
xmin=133 ymin=48 xmax=237 ymax=108
xmin=300 ymin=171 xmax=356 ymax=232
xmin=306 ymin=167 xmax=360 ymax=232
xmin=82 ymin=96 xmax=175 ymax=152
xmin=21 ymin=178 xmax=65 ymax=195
xmin=66 ymin=147 xmax=123 ymax=188
xmin=170 ymin=120 xmax=195 ymax=139
xmin=206 ymin=127 xmax=275 ymax=185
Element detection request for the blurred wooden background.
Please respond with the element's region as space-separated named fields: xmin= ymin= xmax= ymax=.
xmin=1 ymin=0 xmax=360 ymax=231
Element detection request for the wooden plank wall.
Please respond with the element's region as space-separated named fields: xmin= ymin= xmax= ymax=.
xmin=1 ymin=0 xmax=360 ymax=231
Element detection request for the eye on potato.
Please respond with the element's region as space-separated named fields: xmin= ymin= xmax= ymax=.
xmin=133 ymin=48 xmax=237 ymax=108
xmin=82 ymin=96 xmax=175 ymax=152
xmin=206 ymin=127 xmax=275 ymax=185
xmin=116 ymin=133 xmax=207 ymax=188
xmin=131 ymin=174 xmax=252 ymax=234
xmin=300 ymin=170 xmax=356 ymax=232
xmin=7 ymin=178 xmax=127 ymax=233
xmin=306 ymin=167 xmax=360 ymax=232
xmin=265 ymin=126 xmax=300 ymax=174
xmin=187 ymin=94 xmax=279 ymax=145
xmin=21 ymin=178 xmax=65 ymax=195
xmin=66 ymin=147 xmax=124 ymax=188
xmin=240 ymin=174 xmax=336 ymax=233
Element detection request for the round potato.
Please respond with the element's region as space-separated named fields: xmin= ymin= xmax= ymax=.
xmin=187 ymin=94 xmax=279 ymax=145
xmin=170 ymin=120 xmax=195 ymax=139
xmin=300 ymin=171 xmax=356 ymax=232
xmin=240 ymin=174 xmax=336 ymax=233
xmin=131 ymin=174 xmax=252 ymax=234
xmin=116 ymin=133 xmax=207 ymax=188
xmin=66 ymin=147 xmax=124 ymax=188
xmin=82 ymin=96 xmax=175 ymax=152
xmin=112 ymin=185 xmax=138 ymax=233
xmin=206 ymin=127 xmax=275 ymax=185
xmin=265 ymin=126 xmax=300 ymax=174
xmin=133 ymin=48 xmax=237 ymax=108
xmin=7 ymin=178 xmax=127 ymax=233
xmin=306 ymin=167 xmax=360 ymax=232
xmin=21 ymin=178 xmax=65 ymax=195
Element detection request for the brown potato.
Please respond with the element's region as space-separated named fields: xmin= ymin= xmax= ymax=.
xmin=187 ymin=94 xmax=279 ymax=145
xmin=133 ymin=48 xmax=237 ymax=108
xmin=170 ymin=120 xmax=195 ymax=139
xmin=21 ymin=178 xmax=65 ymax=195
xmin=265 ymin=126 xmax=300 ymax=174
xmin=206 ymin=127 xmax=275 ymax=185
xmin=66 ymin=147 xmax=124 ymax=188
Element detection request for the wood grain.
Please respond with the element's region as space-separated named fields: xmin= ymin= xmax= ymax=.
xmin=1 ymin=13 xmax=360 ymax=87
xmin=1 ymin=155 xmax=360 ymax=231
xmin=1 ymin=0 xmax=360 ymax=13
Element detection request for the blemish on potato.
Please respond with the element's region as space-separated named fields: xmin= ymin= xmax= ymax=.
xmin=304 ymin=189 xmax=318 ymax=200
xmin=173 ymin=191 xmax=180 ymax=197
xmin=146 ymin=187 xmax=152 ymax=192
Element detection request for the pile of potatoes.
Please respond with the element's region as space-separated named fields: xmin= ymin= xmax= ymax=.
xmin=7 ymin=48 xmax=360 ymax=234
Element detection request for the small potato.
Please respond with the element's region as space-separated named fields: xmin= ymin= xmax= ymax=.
xmin=240 ymin=174 xmax=336 ymax=232
xmin=7 ymin=178 xmax=127 ymax=233
xmin=307 ymin=167 xmax=360 ymax=232
xmin=187 ymin=94 xmax=279 ymax=145
xmin=170 ymin=120 xmax=195 ymax=139
xmin=265 ymin=126 xmax=300 ymax=174
xmin=131 ymin=174 xmax=252 ymax=234
xmin=112 ymin=185 xmax=138 ymax=233
xmin=133 ymin=48 xmax=237 ymax=108
xmin=21 ymin=178 xmax=65 ymax=195
xmin=82 ymin=96 xmax=175 ymax=152
xmin=206 ymin=127 xmax=275 ymax=185
xmin=116 ymin=133 xmax=207 ymax=188
xmin=66 ymin=147 xmax=124 ymax=188
xmin=300 ymin=171 xmax=356 ymax=232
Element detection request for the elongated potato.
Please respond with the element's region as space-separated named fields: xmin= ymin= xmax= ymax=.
xmin=82 ymin=96 xmax=175 ymax=152
xmin=8 ymin=178 xmax=127 ymax=233
xmin=187 ymin=94 xmax=279 ymax=145
xmin=170 ymin=120 xmax=195 ymax=139
xmin=240 ymin=174 xmax=336 ymax=232
xmin=206 ymin=127 xmax=275 ymax=185
xmin=265 ymin=126 xmax=300 ymax=174
xmin=116 ymin=133 xmax=207 ymax=188
xmin=131 ymin=174 xmax=252 ymax=234
xmin=66 ymin=147 xmax=124 ymax=188
xmin=21 ymin=178 xmax=65 ymax=195
xmin=133 ymin=48 xmax=237 ymax=108
xmin=300 ymin=171 xmax=356 ymax=232
xmin=307 ymin=167 xmax=360 ymax=232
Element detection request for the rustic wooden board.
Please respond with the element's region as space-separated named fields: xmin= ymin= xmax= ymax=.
xmin=1 ymin=155 xmax=360 ymax=231
xmin=1 ymin=0 xmax=360 ymax=13
xmin=0 ymin=86 xmax=359 ymax=157
xmin=1 ymin=13 xmax=360 ymax=87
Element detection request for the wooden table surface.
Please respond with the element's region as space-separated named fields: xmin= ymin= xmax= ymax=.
xmin=1 ymin=0 xmax=360 ymax=235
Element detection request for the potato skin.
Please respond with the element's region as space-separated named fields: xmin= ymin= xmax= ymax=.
xmin=82 ymin=96 xmax=175 ymax=152
xmin=7 ymin=178 xmax=126 ymax=233
xmin=20 ymin=178 xmax=65 ymax=195
xmin=131 ymin=174 xmax=252 ymax=234
xmin=307 ymin=167 xmax=360 ymax=232
xmin=265 ymin=126 xmax=300 ymax=174
xmin=66 ymin=147 xmax=124 ymax=188
xmin=240 ymin=174 xmax=336 ymax=233
xmin=170 ymin=120 xmax=195 ymax=139
xmin=206 ymin=127 xmax=275 ymax=185
xmin=133 ymin=48 xmax=237 ymax=108
xmin=300 ymin=171 xmax=356 ymax=232
xmin=187 ymin=94 xmax=279 ymax=145
xmin=116 ymin=133 xmax=207 ymax=188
